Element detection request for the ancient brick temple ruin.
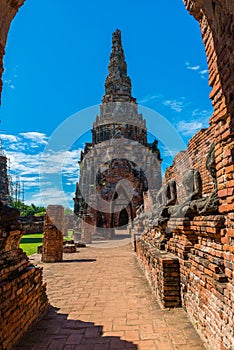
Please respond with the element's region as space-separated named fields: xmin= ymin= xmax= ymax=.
xmin=133 ymin=2 xmax=234 ymax=350
xmin=0 ymin=141 xmax=48 ymax=349
xmin=0 ymin=3 xmax=49 ymax=343
xmin=0 ymin=1 xmax=233 ymax=350
xmin=74 ymin=29 xmax=162 ymax=241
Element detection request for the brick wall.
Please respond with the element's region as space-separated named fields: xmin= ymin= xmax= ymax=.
xmin=42 ymin=205 xmax=64 ymax=263
xmin=135 ymin=2 xmax=234 ymax=350
xmin=0 ymin=228 xmax=48 ymax=349
xmin=0 ymin=1 xmax=233 ymax=350
xmin=184 ymin=0 xmax=234 ymax=214
xmin=166 ymin=216 xmax=233 ymax=350
xmin=19 ymin=216 xmax=44 ymax=234
xmin=165 ymin=126 xmax=215 ymax=202
xmin=136 ymin=239 xmax=181 ymax=308
xmin=64 ymin=214 xmax=74 ymax=235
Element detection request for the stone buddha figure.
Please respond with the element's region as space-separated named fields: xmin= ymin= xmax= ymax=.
xmin=148 ymin=179 xmax=177 ymax=228
xmin=170 ymin=169 xmax=202 ymax=219
xmin=170 ymin=143 xmax=219 ymax=219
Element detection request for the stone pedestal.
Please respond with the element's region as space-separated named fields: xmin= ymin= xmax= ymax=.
xmin=42 ymin=205 xmax=64 ymax=263
xmin=63 ymin=244 xmax=76 ymax=253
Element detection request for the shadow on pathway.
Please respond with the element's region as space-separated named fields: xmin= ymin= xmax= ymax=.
xmin=17 ymin=242 xmax=207 ymax=350
xmin=61 ymin=259 xmax=97 ymax=264
xmin=14 ymin=305 xmax=138 ymax=350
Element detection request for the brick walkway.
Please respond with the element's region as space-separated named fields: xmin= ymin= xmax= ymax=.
xmin=15 ymin=242 xmax=208 ymax=350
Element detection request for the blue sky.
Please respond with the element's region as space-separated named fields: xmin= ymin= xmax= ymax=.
xmin=0 ymin=0 xmax=212 ymax=208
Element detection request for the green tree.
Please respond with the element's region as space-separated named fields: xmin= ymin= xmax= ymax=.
xmin=64 ymin=207 xmax=73 ymax=215
xmin=11 ymin=199 xmax=46 ymax=217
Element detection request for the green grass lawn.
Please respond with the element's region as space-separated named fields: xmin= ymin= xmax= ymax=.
xmin=20 ymin=231 xmax=74 ymax=256
xmin=20 ymin=233 xmax=44 ymax=256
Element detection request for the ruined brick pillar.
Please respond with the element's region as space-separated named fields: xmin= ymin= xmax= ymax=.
xmin=0 ymin=205 xmax=48 ymax=349
xmin=82 ymin=214 xmax=93 ymax=244
xmin=42 ymin=205 xmax=64 ymax=262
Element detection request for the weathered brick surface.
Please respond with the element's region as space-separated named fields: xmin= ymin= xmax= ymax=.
xmin=0 ymin=149 xmax=48 ymax=348
xmin=184 ymin=0 xmax=234 ymax=214
xmin=0 ymin=1 xmax=233 ymax=350
xmin=18 ymin=215 xmax=44 ymax=234
xmin=137 ymin=212 xmax=234 ymax=349
xmin=164 ymin=3 xmax=234 ymax=348
xmin=42 ymin=205 xmax=64 ymax=263
xmin=0 ymin=230 xmax=48 ymax=350
xmin=177 ymin=220 xmax=233 ymax=350
xmin=164 ymin=127 xmax=215 ymax=202
xmin=136 ymin=239 xmax=181 ymax=308
xmin=74 ymin=30 xmax=162 ymax=241
xmin=64 ymin=214 xmax=74 ymax=236
xmin=136 ymin=2 xmax=234 ymax=347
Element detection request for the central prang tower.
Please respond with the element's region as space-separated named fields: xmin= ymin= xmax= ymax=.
xmin=74 ymin=29 xmax=162 ymax=242
xmin=103 ymin=29 xmax=135 ymax=104
xmin=92 ymin=29 xmax=147 ymax=146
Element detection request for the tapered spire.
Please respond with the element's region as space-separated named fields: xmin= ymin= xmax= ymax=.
xmin=102 ymin=29 xmax=136 ymax=103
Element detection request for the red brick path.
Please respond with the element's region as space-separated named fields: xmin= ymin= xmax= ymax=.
xmin=14 ymin=242 xmax=208 ymax=350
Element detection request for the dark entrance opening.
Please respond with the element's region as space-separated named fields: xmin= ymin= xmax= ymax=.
xmin=118 ymin=208 xmax=129 ymax=228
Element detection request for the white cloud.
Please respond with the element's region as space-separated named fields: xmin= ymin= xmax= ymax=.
xmin=139 ymin=94 xmax=189 ymax=113
xmin=138 ymin=94 xmax=161 ymax=104
xmin=177 ymin=120 xmax=203 ymax=136
xmin=20 ymin=176 xmax=39 ymax=183
xmin=0 ymin=133 xmax=18 ymax=142
xmin=185 ymin=62 xmax=200 ymax=71
xmin=20 ymin=132 xmax=48 ymax=145
xmin=192 ymin=109 xmax=212 ymax=120
xmin=6 ymin=151 xmax=41 ymax=176
xmin=185 ymin=62 xmax=209 ymax=79
xmin=161 ymin=146 xmax=180 ymax=158
xmin=3 ymin=79 xmax=15 ymax=89
xmin=66 ymin=176 xmax=79 ymax=183
xmin=18 ymin=176 xmax=48 ymax=190
xmin=6 ymin=149 xmax=81 ymax=179
xmin=40 ymin=149 xmax=81 ymax=176
xmin=6 ymin=147 xmax=81 ymax=207
xmin=199 ymin=69 xmax=208 ymax=75
xmin=29 ymin=189 xmax=74 ymax=207
xmin=163 ymin=99 xmax=185 ymax=113
xmin=199 ymin=69 xmax=208 ymax=79
xmin=1 ymin=130 xmax=82 ymax=207
xmin=7 ymin=143 xmax=27 ymax=151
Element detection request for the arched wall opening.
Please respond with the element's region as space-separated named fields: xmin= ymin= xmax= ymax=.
xmin=111 ymin=183 xmax=133 ymax=230
xmin=118 ymin=208 xmax=129 ymax=227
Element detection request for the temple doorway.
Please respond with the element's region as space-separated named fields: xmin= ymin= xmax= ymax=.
xmin=118 ymin=208 xmax=129 ymax=228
